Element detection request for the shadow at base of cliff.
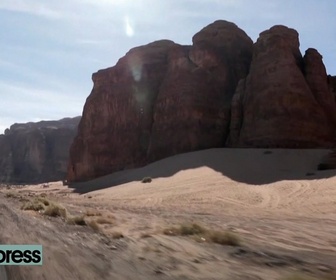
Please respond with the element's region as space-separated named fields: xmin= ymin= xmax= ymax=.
xmin=69 ymin=148 xmax=336 ymax=194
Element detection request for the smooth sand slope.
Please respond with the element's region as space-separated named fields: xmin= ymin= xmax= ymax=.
xmin=79 ymin=148 xmax=336 ymax=249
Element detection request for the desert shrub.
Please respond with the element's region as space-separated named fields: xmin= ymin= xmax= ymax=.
xmin=111 ymin=232 xmax=124 ymax=239
xmin=66 ymin=215 xmax=86 ymax=226
xmin=85 ymin=210 xmax=102 ymax=217
xmin=208 ymin=231 xmax=241 ymax=246
xmin=163 ymin=223 xmax=241 ymax=246
xmin=21 ymin=201 xmax=45 ymax=211
xmin=140 ymin=232 xmax=152 ymax=238
xmin=96 ymin=217 xmax=114 ymax=224
xmin=43 ymin=203 xmax=67 ymax=218
xmin=141 ymin=177 xmax=152 ymax=183
xmin=87 ymin=220 xmax=100 ymax=231
xmin=36 ymin=197 xmax=50 ymax=206
xmin=180 ymin=223 xmax=207 ymax=236
xmin=5 ymin=192 xmax=20 ymax=199
xmin=164 ymin=223 xmax=206 ymax=236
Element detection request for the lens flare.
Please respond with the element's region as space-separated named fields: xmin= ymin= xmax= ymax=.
xmin=128 ymin=54 xmax=142 ymax=81
xmin=125 ymin=16 xmax=134 ymax=37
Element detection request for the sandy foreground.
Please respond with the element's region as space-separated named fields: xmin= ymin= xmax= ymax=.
xmin=1 ymin=148 xmax=336 ymax=280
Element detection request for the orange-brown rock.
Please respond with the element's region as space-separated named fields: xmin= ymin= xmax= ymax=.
xmin=328 ymin=75 xmax=336 ymax=97
xmin=68 ymin=40 xmax=176 ymax=182
xmin=0 ymin=117 xmax=80 ymax=184
xmin=147 ymin=21 xmax=253 ymax=161
xmin=228 ymin=26 xmax=336 ymax=148
xmin=68 ymin=21 xmax=336 ymax=183
xmin=68 ymin=21 xmax=253 ymax=182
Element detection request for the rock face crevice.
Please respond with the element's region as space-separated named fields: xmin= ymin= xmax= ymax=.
xmin=0 ymin=117 xmax=80 ymax=184
xmin=67 ymin=21 xmax=336 ymax=183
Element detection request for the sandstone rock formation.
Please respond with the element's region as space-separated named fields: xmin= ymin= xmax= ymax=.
xmin=68 ymin=21 xmax=253 ymax=182
xmin=68 ymin=21 xmax=336 ymax=183
xmin=328 ymin=75 xmax=336 ymax=97
xmin=227 ymin=26 xmax=336 ymax=148
xmin=147 ymin=21 xmax=253 ymax=161
xmin=0 ymin=117 xmax=80 ymax=184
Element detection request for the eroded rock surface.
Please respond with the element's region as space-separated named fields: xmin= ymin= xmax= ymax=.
xmin=68 ymin=21 xmax=253 ymax=182
xmin=68 ymin=21 xmax=336 ymax=183
xmin=227 ymin=26 xmax=336 ymax=148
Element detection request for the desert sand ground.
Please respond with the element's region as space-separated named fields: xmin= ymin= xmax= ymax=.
xmin=1 ymin=148 xmax=336 ymax=280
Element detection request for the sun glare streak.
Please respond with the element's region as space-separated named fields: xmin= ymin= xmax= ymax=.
xmin=125 ymin=16 xmax=134 ymax=37
xmin=128 ymin=55 xmax=142 ymax=81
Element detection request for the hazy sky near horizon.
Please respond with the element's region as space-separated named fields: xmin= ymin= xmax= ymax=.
xmin=0 ymin=0 xmax=335 ymax=133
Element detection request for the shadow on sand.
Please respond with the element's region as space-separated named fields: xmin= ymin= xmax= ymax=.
xmin=69 ymin=148 xmax=336 ymax=194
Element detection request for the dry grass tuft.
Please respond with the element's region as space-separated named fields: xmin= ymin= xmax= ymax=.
xmin=140 ymin=233 xmax=152 ymax=238
xmin=21 ymin=196 xmax=52 ymax=212
xmin=5 ymin=191 xmax=20 ymax=199
xmin=96 ymin=217 xmax=114 ymax=225
xmin=66 ymin=215 xmax=86 ymax=226
xmin=111 ymin=231 xmax=124 ymax=239
xmin=85 ymin=210 xmax=102 ymax=217
xmin=86 ymin=220 xmax=100 ymax=231
xmin=163 ymin=223 xmax=241 ymax=246
xmin=207 ymin=230 xmax=241 ymax=246
xmin=180 ymin=223 xmax=207 ymax=236
xmin=43 ymin=203 xmax=67 ymax=218
xmin=163 ymin=223 xmax=207 ymax=236
xmin=21 ymin=200 xmax=45 ymax=211
xmin=36 ymin=197 xmax=50 ymax=206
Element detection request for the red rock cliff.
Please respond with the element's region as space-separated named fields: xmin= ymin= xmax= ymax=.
xmin=68 ymin=21 xmax=253 ymax=182
xmin=68 ymin=21 xmax=336 ymax=182
xmin=147 ymin=21 xmax=253 ymax=161
xmin=0 ymin=117 xmax=80 ymax=184
xmin=227 ymin=26 xmax=336 ymax=148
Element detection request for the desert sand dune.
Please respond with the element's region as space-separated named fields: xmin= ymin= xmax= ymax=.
xmin=2 ymin=148 xmax=336 ymax=279
xmin=70 ymin=148 xmax=333 ymax=192
xmin=73 ymin=149 xmax=336 ymax=259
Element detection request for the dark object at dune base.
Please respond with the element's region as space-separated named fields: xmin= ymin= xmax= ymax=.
xmin=317 ymin=150 xmax=336 ymax=170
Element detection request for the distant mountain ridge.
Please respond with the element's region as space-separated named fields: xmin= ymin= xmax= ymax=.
xmin=0 ymin=116 xmax=81 ymax=184
xmin=5 ymin=117 xmax=81 ymax=134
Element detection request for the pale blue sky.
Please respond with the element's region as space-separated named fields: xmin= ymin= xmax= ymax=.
xmin=0 ymin=0 xmax=335 ymax=133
